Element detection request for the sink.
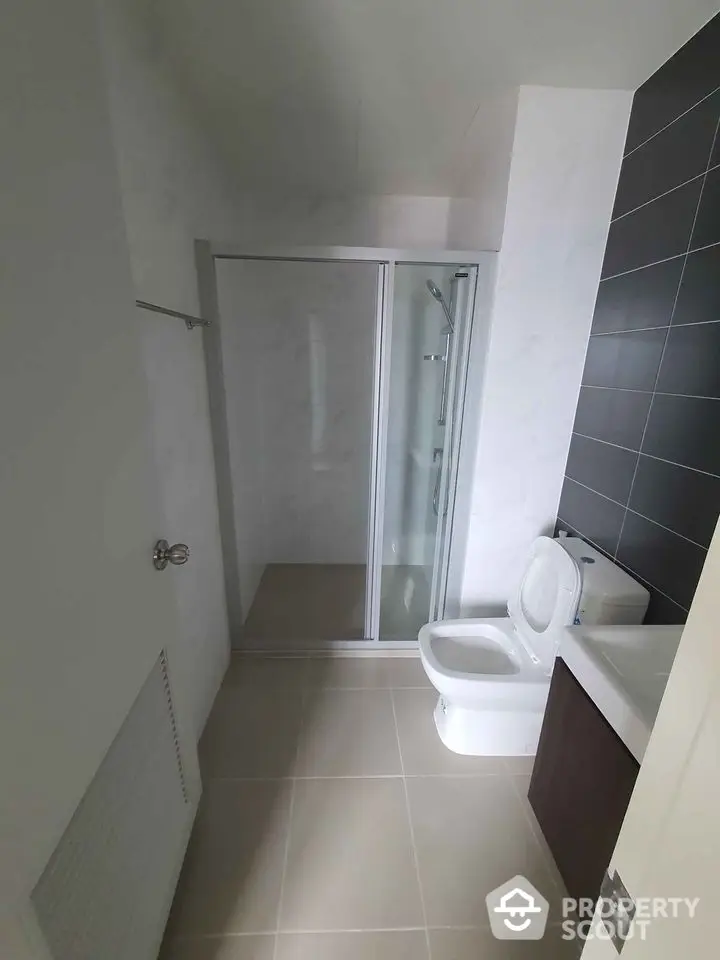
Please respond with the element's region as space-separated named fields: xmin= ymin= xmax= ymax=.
xmin=557 ymin=625 xmax=683 ymax=762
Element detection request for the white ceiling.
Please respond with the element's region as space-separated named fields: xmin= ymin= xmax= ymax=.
xmin=152 ymin=0 xmax=719 ymax=197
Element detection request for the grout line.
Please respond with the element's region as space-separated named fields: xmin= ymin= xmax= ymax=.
xmin=625 ymin=508 xmax=708 ymax=550
xmin=623 ymin=84 xmax=720 ymax=159
xmin=580 ymin=384 xmax=651 ymax=394
xmin=610 ymin=166 xmax=713 ymax=224
xmin=389 ymin=688 xmax=432 ymax=960
xmin=171 ymin=922 xmax=573 ymax=943
xmin=599 ymin=238 xmax=720 ymax=282
xmin=581 ymin=383 xmax=720 ymax=403
xmin=572 ymin=433 xmax=720 ymax=479
xmin=573 ymin=432 xmax=637 ymax=454
xmin=564 ymin=477 xmax=710 ymax=550
xmin=614 ymin=115 xmax=720 ymax=562
xmin=563 ymin=476 xmax=627 ymax=510
xmin=590 ymin=326 xmax=668 ymax=337
xmin=272 ymin=694 xmax=304 ymax=959
xmin=654 ymin=391 xmax=720 ymax=403
xmin=209 ymin=772 xmax=509 ymax=785
xmin=557 ymin=518 xmax=690 ymax=612
xmin=590 ymin=318 xmax=720 ymax=337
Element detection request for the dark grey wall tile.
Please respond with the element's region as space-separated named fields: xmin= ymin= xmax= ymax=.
xmin=559 ymin=14 xmax=720 ymax=619
xmin=656 ymin=322 xmax=720 ymax=398
xmin=643 ymin=590 xmax=688 ymax=625
xmin=591 ymin=258 xmax=684 ymax=334
xmin=582 ymin=329 xmax=667 ymax=391
xmin=616 ymin=512 xmax=707 ymax=609
xmin=690 ymin=165 xmax=720 ymax=248
xmin=672 ymin=245 xmax=720 ymax=325
xmin=602 ymin=179 xmax=703 ymax=278
xmin=613 ymin=91 xmax=719 ymax=218
xmin=565 ymin=434 xmax=637 ymax=504
xmin=642 ymin=394 xmax=720 ymax=475
xmin=630 ymin=455 xmax=720 ymax=547
xmin=557 ymin=479 xmax=625 ymax=556
xmin=624 ymin=14 xmax=720 ymax=153
xmin=573 ymin=386 xmax=652 ymax=450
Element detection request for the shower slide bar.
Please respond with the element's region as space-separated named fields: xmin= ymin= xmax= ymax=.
xmin=136 ymin=299 xmax=211 ymax=330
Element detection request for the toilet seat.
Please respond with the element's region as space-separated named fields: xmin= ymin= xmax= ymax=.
xmin=417 ymin=536 xmax=583 ymax=755
xmin=420 ymin=536 xmax=581 ymax=686
xmin=508 ymin=536 xmax=581 ymax=670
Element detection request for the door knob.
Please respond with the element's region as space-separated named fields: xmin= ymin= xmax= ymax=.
xmin=153 ymin=539 xmax=190 ymax=571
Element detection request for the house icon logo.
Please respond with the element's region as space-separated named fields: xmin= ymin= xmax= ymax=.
xmin=485 ymin=875 xmax=549 ymax=940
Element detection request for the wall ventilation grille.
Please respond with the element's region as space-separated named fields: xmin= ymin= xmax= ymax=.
xmin=32 ymin=651 xmax=190 ymax=960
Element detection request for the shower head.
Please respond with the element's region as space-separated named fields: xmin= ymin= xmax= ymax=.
xmin=425 ymin=279 xmax=454 ymax=332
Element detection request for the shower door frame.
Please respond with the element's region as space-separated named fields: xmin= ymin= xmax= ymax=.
xmin=202 ymin=242 xmax=492 ymax=649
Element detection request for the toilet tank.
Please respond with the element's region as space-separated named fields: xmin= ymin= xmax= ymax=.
xmin=559 ymin=537 xmax=649 ymax=625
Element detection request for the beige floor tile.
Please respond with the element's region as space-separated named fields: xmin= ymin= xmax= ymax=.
xmin=393 ymin=689 xmax=506 ymax=776
xmin=275 ymin=931 xmax=429 ymax=960
xmin=200 ymin=687 xmax=304 ymax=778
xmin=222 ymin=656 xmax=309 ymax=691
xmin=428 ymin=925 xmax=580 ymax=959
xmin=280 ymin=778 xmax=424 ymax=931
xmin=512 ymin=773 xmax=532 ymax=797
xmin=165 ymin=781 xmax=291 ymax=936
xmin=295 ymin=689 xmax=402 ymax=776
xmin=503 ymin=756 xmax=538 ymax=776
xmin=160 ymin=935 xmax=276 ymax=960
xmin=383 ymin=657 xmax=432 ymax=688
xmin=407 ymin=776 xmax=563 ymax=928
xmin=305 ymin=657 xmax=389 ymax=689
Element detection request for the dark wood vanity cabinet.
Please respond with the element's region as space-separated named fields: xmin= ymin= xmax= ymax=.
xmin=528 ymin=658 xmax=640 ymax=906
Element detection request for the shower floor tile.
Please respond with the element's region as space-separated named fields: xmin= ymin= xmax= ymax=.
xmin=241 ymin=563 xmax=367 ymax=646
xmin=162 ymin=656 xmax=569 ymax=960
xmin=239 ymin=562 xmax=431 ymax=648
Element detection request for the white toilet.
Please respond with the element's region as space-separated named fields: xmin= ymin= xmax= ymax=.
xmin=419 ymin=536 xmax=649 ymax=756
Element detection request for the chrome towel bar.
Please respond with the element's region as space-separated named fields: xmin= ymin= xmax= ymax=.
xmin=136 ymin=299 xmax=211 ymax=330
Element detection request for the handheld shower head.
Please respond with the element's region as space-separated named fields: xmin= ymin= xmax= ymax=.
xmin=425 ymin=279 xmax=454 ymax=331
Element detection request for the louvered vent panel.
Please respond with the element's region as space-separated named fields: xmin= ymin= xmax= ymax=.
xmin=32 ymin=651 xmax=190 ymax=960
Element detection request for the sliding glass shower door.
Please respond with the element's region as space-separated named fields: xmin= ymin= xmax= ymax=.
xmin=376 ymin=263 xmax=476 ymax=641
xmin=212 ymin=249 xmax=478 ymax=648
xmin=215 ymin=258 xmax=381 ymax=648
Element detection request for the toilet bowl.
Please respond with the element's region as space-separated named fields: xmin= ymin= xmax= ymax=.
xmin=419 ymin=535 xmax=649 ymax=756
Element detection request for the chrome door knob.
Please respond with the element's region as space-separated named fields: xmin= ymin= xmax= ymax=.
xmin=153 ymin=539 xmax=190 ymax=571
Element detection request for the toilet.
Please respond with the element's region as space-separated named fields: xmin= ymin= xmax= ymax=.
xmin=419 ymin=535 xmax=649 ymax=756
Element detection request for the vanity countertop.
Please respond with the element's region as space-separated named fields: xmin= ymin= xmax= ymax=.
xmin=557 ymin=624 xmax=683 ymax=762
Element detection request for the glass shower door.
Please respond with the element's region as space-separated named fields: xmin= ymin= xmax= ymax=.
xmin=377 ymin=263 xmax=476 ymax=640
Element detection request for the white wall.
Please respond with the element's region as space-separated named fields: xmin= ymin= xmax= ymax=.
xmin=0 ymin=0 xmax=195 ymax=945
xmin=459 ymin=86 xmax=633 ymax=615
xmin=216 ymin=192 xmax=507 ymax=252
xmin=100 ymin=0 xmax=240 ymax=737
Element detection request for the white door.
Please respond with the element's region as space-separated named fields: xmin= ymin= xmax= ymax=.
xmin=0 ymin=1 xmax=199 ymax=956
xmin=580 ymin=519 xmax=720 ymax=958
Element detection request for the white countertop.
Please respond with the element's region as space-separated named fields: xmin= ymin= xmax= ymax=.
xmin=558 ymin=624 xmax=684 ymax=763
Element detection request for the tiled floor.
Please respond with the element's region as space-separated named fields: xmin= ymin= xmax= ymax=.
xmin=240 ymin=564 xmax=431 ymax=648
xmin=161 ymin=657 xmax=578 ymax=959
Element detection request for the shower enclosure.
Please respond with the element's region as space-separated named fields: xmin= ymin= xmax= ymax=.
xmin=201 ymin=245 xmax=488 ymax=649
